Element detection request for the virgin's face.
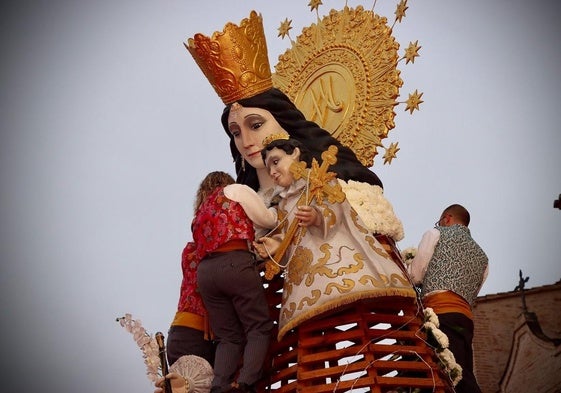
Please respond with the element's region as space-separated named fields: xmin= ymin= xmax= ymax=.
xmin=264 ymin=147 xmax=298 ymax=188
xmin=227 ymin=104 xmax=287 ymax=170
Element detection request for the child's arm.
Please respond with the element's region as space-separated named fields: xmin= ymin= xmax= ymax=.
xmin=224 ymin=183 xmax=277 ymax=228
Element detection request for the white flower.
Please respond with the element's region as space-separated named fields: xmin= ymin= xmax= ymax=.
xmin=400 ymin=246 xmax=417 ymax=265
xmin=431 ymin=327 xmax=449 ymax=349
xmin=423 ymin=307 xmax=439 ymax=327
xmin=116 ymin=314 xmax=163 ymax=383
xmin=422 ymin=321 xmax=436 ymax=331
xmin=339 ymin=180 xmax=405 ymax=241
xmin=421 ymin=308 xmax=462 ymax=386
xmin=437 ymin=348 xmax=463 ymax=386
xmin=438 ymin=348 xmax=455 ymax=365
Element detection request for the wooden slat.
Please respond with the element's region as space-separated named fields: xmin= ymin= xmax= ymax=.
xmin=256 ymin=285 xmax=455 ymax=393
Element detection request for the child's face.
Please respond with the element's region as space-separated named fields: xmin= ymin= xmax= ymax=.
xmin=264 ymin=147 xmax=298 ymax=188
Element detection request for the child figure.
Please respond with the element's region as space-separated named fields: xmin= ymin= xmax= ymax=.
xmin=254 ymin=134 xmax=416 ymax=340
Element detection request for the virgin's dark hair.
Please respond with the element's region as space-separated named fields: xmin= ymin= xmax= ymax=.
xmin=221 ymin=88 xmax=383 ymax=191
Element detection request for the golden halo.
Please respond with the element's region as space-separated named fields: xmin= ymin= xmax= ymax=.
xmin=273 ymin=5 xmax=408 ymax=167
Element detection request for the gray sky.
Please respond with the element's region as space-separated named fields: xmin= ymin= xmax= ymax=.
xmin=1 ymin=1 xmax=560 ymax=392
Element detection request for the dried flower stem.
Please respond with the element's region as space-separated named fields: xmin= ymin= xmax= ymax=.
xmin=116 ymin=313 xmax=162 ymax=382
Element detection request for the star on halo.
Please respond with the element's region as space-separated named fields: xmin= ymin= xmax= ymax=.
xmin=395 ymin=0 xmax=409 ymax=23
xmin=405 ymin=90 xmax=424 ymax=114
xmin=404 ymin=40 xmax=421 ymax=64
xmin=308 ymin=0 xmax=323 ymax=12
xmin=278 ymin=18 xmax=293 ymax=39
xmin=383 ymin=142 xmax=400 ymax=165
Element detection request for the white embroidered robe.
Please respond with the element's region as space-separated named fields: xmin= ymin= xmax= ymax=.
xmin=276 ymin=179 xmax=415 ymax=340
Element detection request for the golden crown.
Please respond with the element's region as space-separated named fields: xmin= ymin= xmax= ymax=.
xmin=262 ymin=132 xmax=290 ymax=147
xmin=185 ymin=11 xmax=273 ymax=105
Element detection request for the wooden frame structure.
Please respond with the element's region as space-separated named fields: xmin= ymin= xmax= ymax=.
xmin=257 ymin=237 xmax=454 ymax=393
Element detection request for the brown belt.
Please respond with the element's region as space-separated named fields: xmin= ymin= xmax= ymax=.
xmin=423 ymin=291 xmax=473 ymax=320
xmin=210 ymin=239 xmax=249 ymax=254
xmin=171 ymin=311 xmax=213 ymax=340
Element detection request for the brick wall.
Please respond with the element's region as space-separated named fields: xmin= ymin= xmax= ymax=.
xmin=472 ymin=280 xmax=561 ymax=393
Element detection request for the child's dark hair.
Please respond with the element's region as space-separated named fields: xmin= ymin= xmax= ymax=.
xmin=261 ymin=138 xmax=311 ymax=165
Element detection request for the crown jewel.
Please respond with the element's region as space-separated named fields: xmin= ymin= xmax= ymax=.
xmin=186 ymin=11 xmax=273 ymax=105
xmin=262 ymin=132 xmax=290 ymax=147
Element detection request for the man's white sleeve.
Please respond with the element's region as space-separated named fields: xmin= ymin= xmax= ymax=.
xmin=409 ymin=228 xmax=440 ymax=285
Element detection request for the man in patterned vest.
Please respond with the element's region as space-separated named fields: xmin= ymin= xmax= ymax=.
xmin=410 ymin=204 xmax=488 ymax=393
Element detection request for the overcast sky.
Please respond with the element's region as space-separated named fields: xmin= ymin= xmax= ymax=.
xmin=1 ymin=1 xmax=560 ymax=392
